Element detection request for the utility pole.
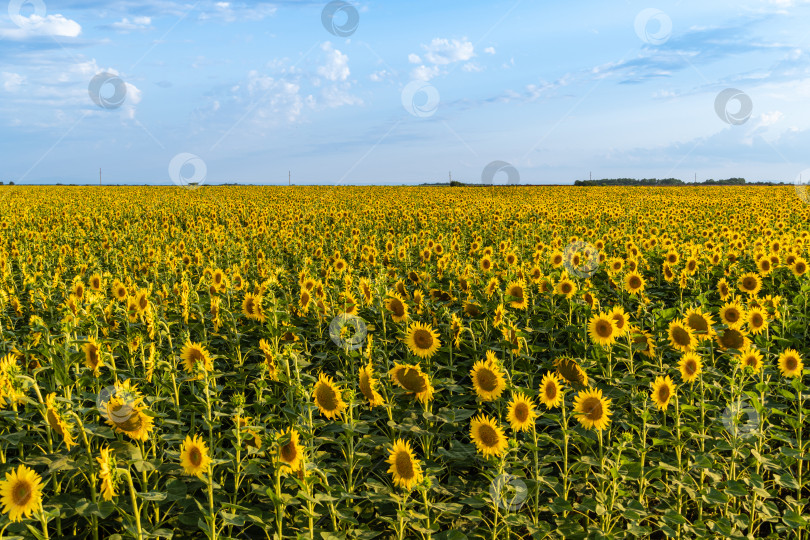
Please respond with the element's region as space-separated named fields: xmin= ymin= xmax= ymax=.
xmin=289 ymin=171 xmax=291 ymax=186
xmin=589 ymin=171 xmax=592 ymax=181
xmin=449 ymin=171 xmax=452 ymax=183
xmin=99 ymin=168 xmax=102 ymax=186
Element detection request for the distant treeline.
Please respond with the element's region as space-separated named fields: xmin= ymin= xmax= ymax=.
xmin=573 ymin=177 xmax=786 ymax=186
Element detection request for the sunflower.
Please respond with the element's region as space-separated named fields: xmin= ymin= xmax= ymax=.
xmin=450 ymin=313 xmax=464 ymax=348
xmin=278 ymin=428 xmax=303 ymax=473
xmin=539 ymin=372 xmax=564 ymax=409
xmin=299 ymin=288 xmax=312 ymax=313
xmin=668 ymin=320 xmax=696 ymax=352
xmin=678 ymin=352 xmax=702 ymax=383
xmin=44 ymin=393 xmax=76 ymax=449
xmin=738 ymin=346 xmax=763 ymax=373
xmin=716 ymin=326 xmax=750 ymax=352
xmin=683 ymin=307 xmax=715 ymax=340
xmin=573 ymin=387 xmax=612 ymax=431
xmin=96 ymin=447 xmax=118 ymax=501
xmin=588 ymin=313 xmax=617 ymax=347
xmin=384 ymin=293 xmax=409 ymax=323
xmin=719 ymin=302 xmax=745 ymax=328
xmin=790 ymin=256 xmax=808 ymax=277
xmin=83 ymin=339 xmax=104 ymax=376
xmin=624 ymin=271 xmax=645 ymax=295
xmin=386 ymin=439 xmax=423 ymax=491
xmin=609 ymin=306 xmax=630 ymax=336
xmin=470 ymin=351 xmax=506 ymax=402
xmin=312 ymin=373 xmax=347 ymax=419
xmin=631 ymin=328 xmax=656 ymax=358
xmin=0 ymin=465 xmax=43 ymax=523
xmin=469 ymin=415 xmax=509 ymax=457
xmin=507 ymin=391 xmax=537 ymax=431
xmin=180 ymin=434 xmax=212 ymax=478
xmin=717 ymin=278 xmax=731 ymax=301
xmin=553 ymin=357 xmax=588 ymax=388
xmin=746 ymin=306 xmax=768 ymax=335
xmin=404 ymin=322 xmax=441 ymax=359
xmin=650 ymin=376 xmax=676 ymax=411
xmin=505 ymin=280 xmax=527 ymax=309
xmin=135 ymin=290 xmax=149 ymax=314
xmin=756 ymin=257 xmax=772 ymax=276
xmin=389 ymin=363 xmax=434 ymax=403
xmin=242 ymin=293 xmax=266 ymax=322
xmin=778 ymin=349 xmax=804 ymax=378
xmin=737 ymin=272 xmax=762 ymax=296
xmin=102 ymin=381 xmax=154 ymax=442
xmin=358 ymin=363 xmax=385 ymax=408
xmin=180 ymin=342 xmax=213 ymax=376
xmin=89 ymin=273 xmax=103 ymax=291
xmin=258 ymin=339 xmax=279 ymax=381
xmin=555 ymin=276 xmax=577 ymax=299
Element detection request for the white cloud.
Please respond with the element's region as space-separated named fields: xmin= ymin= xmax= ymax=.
xmin=408 ymin=37 xmax=477 ymax=81
xmin=370 ymin=70 xmax=391 ymax=82
xmin=1 ymin=72 xmax=25 ymax=92
xmin=758 ymin=110 xmax=784 ymax=127
xmin=199 ymin=2 xmax=277 ymax=22
xmin=317 ymin=42 xmax=350 ymax=82
xmin=412 ymin=64 xmax=440 ymax=81
xmin=0 ymin=14 xmax=81 ymax=39
xmin=422 ymin=38 xmax=475 ymax=65
xmin=484 ymin=47 xmax=496 ymax=55
xmin=109 ymin=16 xmax=152 ymax=32
xmin=462 ymin=62 xmax=483 ymax=73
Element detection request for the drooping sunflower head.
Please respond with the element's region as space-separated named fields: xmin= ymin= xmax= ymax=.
xmin=96 ymin=447 xmax=118 ymax=501
xmin=539 ymin=371 xmax=564 ymax=409
xmin=83 ymin=339 xmax=104 ymax=376
xmin=553 ymin=357 xmax=588 ymax=388
xmin=778 ymin=349 xmax=804 ymax=378
xmin=650 ymin=375 xmax=676 ymax=410
xmin=404 ymin=322 xmax=441 ymax=359
xmin=180 ymin=434 xmax=212 ymax=478
xmin=630 ymin=328 xmax=656 ymax=358
xmin=470 ymin=351 xmax=506 ymax=402
xmin=573 ymin=387 xmax=612 ymax=431
xmin=389 ymin=363 xmax=434 ymax=403
xmin=0 ymin=465 xmax=43 ymax=523
xmin=678 ymin=352 xmax=702 ymax=383
xmin=469 ymin=414 xmax=509 ymax=458
xmin=44 ymin=393 xmax=76 ymax=449
xmin=358 ymin=363 xmax=384 ymax=408
xmin=312 ymin=373 xmax=347 ymax=419
xmin=386 ymin=439 xmax=423 ymax=491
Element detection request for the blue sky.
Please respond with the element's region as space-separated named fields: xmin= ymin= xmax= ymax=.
xmin=1 ymin=0 xmax=810 ymax=185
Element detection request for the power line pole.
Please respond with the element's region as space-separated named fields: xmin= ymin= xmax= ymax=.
xmin=289 ymin=170 xmax=291 ymax=186
xmin=99 ymin=168 xmax=102 ymax=186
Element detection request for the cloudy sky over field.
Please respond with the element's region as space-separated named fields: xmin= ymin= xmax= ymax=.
xmin=1 ymin=0 xmax=810 ymax=185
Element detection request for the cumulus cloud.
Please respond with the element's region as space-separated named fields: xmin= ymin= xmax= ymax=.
xmin=0 ymin=14 xmax=81 ymax=39
xmin=409 ymin=37 xmax=477 ymax=81
xmin=317 ymin=42 xmax=350 ymax=82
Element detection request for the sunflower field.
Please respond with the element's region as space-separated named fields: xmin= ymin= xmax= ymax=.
xmin=0 ymin=184 xmax=807 ymax=539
